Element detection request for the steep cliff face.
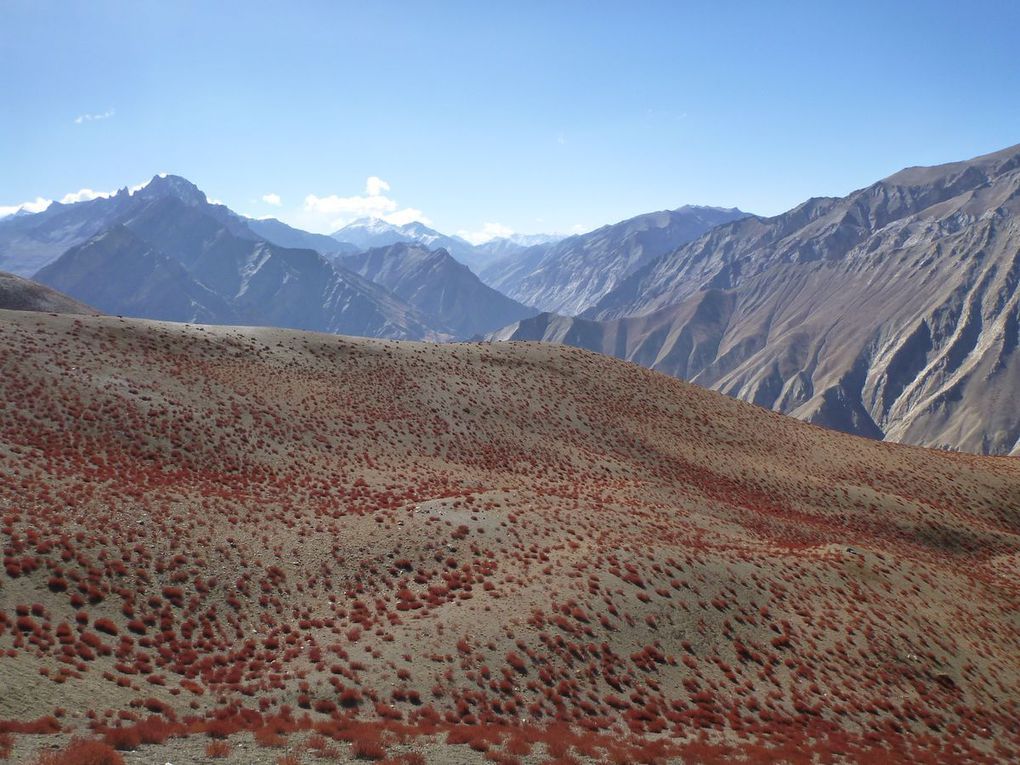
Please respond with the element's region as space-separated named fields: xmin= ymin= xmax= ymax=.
xmin=495 ymin=144 xmax=1020 ymax=455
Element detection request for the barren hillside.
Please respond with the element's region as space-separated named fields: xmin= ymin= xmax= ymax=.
xmin=1 ymin=310 xmax=1018 ymax=763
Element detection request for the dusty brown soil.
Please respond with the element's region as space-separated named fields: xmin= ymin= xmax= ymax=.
xmin=0 ymin=309 xmax=1018 ymax=763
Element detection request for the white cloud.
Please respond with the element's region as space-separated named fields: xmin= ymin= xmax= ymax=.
xmin=2 ymin=175 xmax=180 ymax=219
xmin=365 ymin=176 xmax=390 ymax=197
xmin=60 ymin=188 xmax=112 ymax=204
xmin=457 ymin=222 xmax=515 ymax=245
xmin=261 ymin=193 xmax=282 ymax=206
xmin=74 ymin=108 xmax=115 ymax=125
xmin=0 ymin=196 xmax=53 ymax=217
xmin=304 ymin=191 xmax=397 ymax=218
xmin=300 ymin=176 xmax=430 ymax=231
xmin=60 ymin=178 xmax=155 ymax=205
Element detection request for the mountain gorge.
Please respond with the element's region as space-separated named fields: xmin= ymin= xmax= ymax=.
xmin=494 ymin=144 xmax=1020 ymax=455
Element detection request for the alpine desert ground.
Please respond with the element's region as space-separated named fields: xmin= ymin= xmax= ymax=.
xmin=0 ymin=308 xmax=1018 ymax=763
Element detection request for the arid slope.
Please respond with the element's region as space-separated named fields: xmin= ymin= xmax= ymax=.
xmin=496 ymin=144 xmax=1020 ymax=456
xmin=0 ymin=310 xmax=1018 ymax=762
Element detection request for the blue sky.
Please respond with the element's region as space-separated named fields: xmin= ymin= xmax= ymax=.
xmin=2 ymin=1 xmax=1019 ymax=239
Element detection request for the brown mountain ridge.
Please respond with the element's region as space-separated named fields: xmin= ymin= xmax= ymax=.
xmin=493 ymin=143 xmax=1020 ymax=455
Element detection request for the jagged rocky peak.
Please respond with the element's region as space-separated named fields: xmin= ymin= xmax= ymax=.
xmin=133 ymin=174 xmax=208 ymax=207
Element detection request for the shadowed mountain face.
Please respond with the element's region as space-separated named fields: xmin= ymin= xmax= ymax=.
xmin=36 ymin=225 xmax=235 ymax=324
xmin=493 ymin=144 xmax=1020 ymax=455
xmin=0 ymin=270 xmax=96 ymax=314
xmin=341 ymin=242 xmax=538 ymax=337
xmin=31 ymin=178 xmax=445 ymax=340
xmin=0 ymin=188 xmax=148 ymax=278
xmin=480 ymin=206 xmax=748 ymax=315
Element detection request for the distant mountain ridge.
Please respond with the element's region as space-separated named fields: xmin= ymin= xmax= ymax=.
xmin=28 ymin=176 xmax=446 ymax=339
xmin=480 ymin=205 xmax=749 ymax=315
xmin=493 ymin=143 xmax=1020 ymax=455
xmin=331 ymin=217 xmax=510 ymax=273
xmin=245 ymin=217 xmax=360 ymax=259
xmin=330 ymin=218 xmax=565 ymax=274
xmin=37 ymin=225 xmax=237 ymax=324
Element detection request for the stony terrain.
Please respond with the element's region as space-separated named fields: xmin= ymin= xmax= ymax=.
xmin=1 ymin=308 xmax=1018 ymax=762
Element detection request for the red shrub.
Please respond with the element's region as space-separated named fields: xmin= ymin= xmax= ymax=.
xmin=94 ymin=618 xmax=118 ymax=636
xmin=0 ymin=716 xmax=61 ymax=735
xmin=254 ymin=726 xmax=286 ymax=748
xmin=31 ymin=738 xmax=124 ymax=765
xmin=135 ymin=717 xmax=173 ymax=745
xmin=351 ymin=738 xmax=386 ymax=760
xmin=205 ymin=740 xmax=231 ymax=758
xmin=103 ymin=727 xmax=141 ymax=751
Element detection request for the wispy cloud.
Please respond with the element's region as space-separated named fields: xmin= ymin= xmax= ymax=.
xmin=458 ymin=222 xmax=514 ymax=245
xmin=60 ymin=188 xmax=110 ymax=204
xmin=261 ymin=193 xmax=282 ymax=206
xmin=0 ymin=197 xmax=53 ymax=217
xmin=1 ymin=176 xmax=163 ymax=218
xmin=74 ymin=108 xmax=115 ymax=125
xmin=302 ymin=177 xmax=430 ymax=231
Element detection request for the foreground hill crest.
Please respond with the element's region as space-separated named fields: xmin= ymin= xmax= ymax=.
xmin=0 ymin=309 xmax=1018 ymax=761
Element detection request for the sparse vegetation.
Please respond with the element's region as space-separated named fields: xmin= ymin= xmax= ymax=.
xmin=0 ymin=311 xmax=1018 ymax=762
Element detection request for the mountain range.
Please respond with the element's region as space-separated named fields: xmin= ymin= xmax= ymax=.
xmin=2 ymin=148 xmax=1020 ymax=761
xmin=0 ymin=176 xmax=552 ymax=341
xmin=5 ymin=143 xmax=1020 ymax=455
xmin=493 ymin=143 xmax=1020 ymax=455
xmin=245 ymin=216 xmax=361 ymax=259
xmin=28 ymin=179 xmax=444 ymax=339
